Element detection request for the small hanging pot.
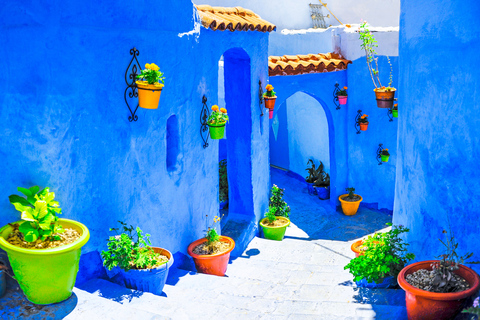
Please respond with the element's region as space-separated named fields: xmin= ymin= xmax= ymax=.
xmin=264 ymin=96 xmax=276 ymax=119
xmin=359 ymin=122 xmax=369 ymax=131
xmin=392 ymin=109 xmax=398 ymax=118
xmin=374 ymin=88 xmax=395 ymax=109
xmin=136 ymin=81 xmax=164 ymax=109
xmin=381 ymin=154 xmax=390 ymax=162
xmin=338 ymin=95 xmax=348 ymax=105
xmin=208 ymin=122 xmax=226 ymax=140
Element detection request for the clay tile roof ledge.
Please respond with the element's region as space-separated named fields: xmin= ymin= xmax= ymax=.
xmin=268 ymin=53 xmax=352 ymax=76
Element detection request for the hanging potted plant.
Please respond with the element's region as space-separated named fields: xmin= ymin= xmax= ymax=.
xmin=359 ymin=22 xmax=396 ymax=109
xmin=136 ymin=63 xmax=165 ymax=109
xmin=101 ymin=221 xmax=173 ymax=295
xmin=381 ymin=148 xmax=390 ymax=162
xmin=187 ymin=215 xmax=235 ymax=276
xmin=357 ymin=114 xmax=369 ymax=131
xmin=337 ymin=86 xmax=348 ymax=105
xmin=0 ymin=186 xmax=90 ymax=304
xmin=345 ymin=224 xmax=415 ymax=289
xmin=398 ymin=228 xmax=480 ymax=320
xmin=339 ymin=187 xmax=362 ymax=216
xmin=207 ymin=105 xmax=229 ymax=140
xmin=219 ymin=159 xmax=228 ymax=210
xmin=259 ymin=185 xmax=291 ymax=241
xmin=392 ymin=103 xmax=398 ymax=118
xmin=263 ymin=84 xmax=277 ymax=119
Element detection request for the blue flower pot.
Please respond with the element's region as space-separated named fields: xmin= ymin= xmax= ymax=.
xmin=306 ymin=182 xmax=317 ymax=195
xmin=316 ymin=186 xmax=330 ymax=200
xmin=111 ymin=247 xmax=173 ymax=295
xmin=0 ymin=270 xmax=6 ymax=298
xmin=355 ymin=276 xmax=397 ymax=289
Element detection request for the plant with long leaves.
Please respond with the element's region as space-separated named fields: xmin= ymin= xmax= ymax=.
xmin=9 ymin=186 xmax=64 ymax=242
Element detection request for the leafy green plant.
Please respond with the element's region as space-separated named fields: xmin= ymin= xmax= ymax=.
xmin=344 ymin=223 xmax=415 ymax=284
xmin=265 ymin=207 xmax=277 ymax=223
xmin=101 ymin=221 xmax=166 ymax=272
xmin=208 ymin=105 xmax=229 ymax=125
xmin=381 ymin=149 xmax=390 ymax=156
xmin=345 ymin=187 xmax=356 ymax=200
xmin=136 ymin=63 xmax=165 ymax=85
xmin=268 ymin=185 xmax=290 ymax=218
xmin=8 ymin=186 xmax=64 ymax=242
xmin=219 ymin=159 xmax=228 ymax=202
xmin=337 ymin=86 xmax=348 ymax=96
xmin=359 ymin=21 xmax=394 ymax=91
xmin=263 ymin=84 xmax=276 ymax=98
xmin=204 ymin=214 xmax=222 ymax=252
xmin=305 ymin=159 xmax=330 ymax=187
xmin=357 ymin=114 xmax=369 ymax=124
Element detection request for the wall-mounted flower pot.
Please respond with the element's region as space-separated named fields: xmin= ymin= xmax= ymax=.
xmin=381 ymin=155 xmax=390 ymax=162
xmin=259 ymin=217 xmax=290 ymax=241
xmin=338 ymin=95 xmax=348 ymax=105
xmin=112 ymin=247 xmax=173 ymax=295
xmin=374 ymin=89 xmax=396 ymax=109
xmin=392 ymin=109 xmax=398 ymax=118
xmin=0 ymin=219 xmax=90 ymax=305
xmin=187 ymin=236 xmax=235 ymax=276
xmin=264 ymin=96 xmax=276 ymax=119
xmin=136 ymin=81 xmax=164 ymax=109
xmin=398 ymin=260 xmax=480 ymax=320
xmin=339 ymin=194 xmax=363 ymax=216
xmin=359 ymin=123 xmax=369 ymax=131
xmin=208 ymin=122 xmax=226 ymax=139
xmin=315 ymin=186 xmax=330 ymax=200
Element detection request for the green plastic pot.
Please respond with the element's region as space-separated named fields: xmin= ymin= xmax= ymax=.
xmin=392 ymin=109 xmax=398 ymax=118
xmin=0 ymin=218 xmax=89 ymax=304
xmin=381 ymin=154 xmax=390 ymax=162
xmin=208 ymin=122 xmax=226 ymax=140
xmin=260 ymin=217 xmax=290 ymax=241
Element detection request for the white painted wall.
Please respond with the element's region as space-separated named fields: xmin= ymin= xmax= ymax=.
xmin=200 ymin=0 xmax=400 ymax=30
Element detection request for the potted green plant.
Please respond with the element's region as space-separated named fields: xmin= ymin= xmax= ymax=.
xmin=357 ymin=114 xmax=369 ymax=131
xmin=338 ymin=187 xmax=362 ymax=216
xmin=392 ymin=103 xmax=398 ymax=118
xmin=101 ymin=221 xmax=173 ymax=295
xmin=305 ymin=159 xmax=330 ymax=197
xmin=259 ymin=185 xmax=291 ymax=241
xmin=207 ymin=105 xmax=229 ymax=140
xmin=0 ymin=186 xmax=90 ymax=304
xmin=187 ymin=215 xmax=235 ymax=276
xmin=337 ymin=86 xmax=348 ymax=105
xmin=381 ymin=148 xmax=390 ymax=162
xmin=359 ymin=21 xmax=396 ymax=109
xmin=263 ymin=84 xmax=277 ymax=119
xmin=398 ymin=229 xmax=480 ymax=320
xmin=345 ymin=223 xmax=415 ymax=288
xmin=136 ymin=63 xmax=165 ymax=109
xmin=219 ymin=159 xmax=228 ymax=209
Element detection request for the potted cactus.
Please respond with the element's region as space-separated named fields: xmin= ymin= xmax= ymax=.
xmin=337 ymin=86 xmax=348 ymax=105
xmin=339 ymin=187 xmax=362 ymax=216
xmin=263 ymin=84 xmax=277 ymax=119
xmin=136 ymin=63 xmax=165 ymax=109
xmin=259 ymin=185 xmax=291 ymax=241
xmin=208 ymin=105 xmax=229 ymax=140
xmin=357 ymin=114 xmax=369 ymax=131
xmin=0 ymin=186 xmax=90 ymax=304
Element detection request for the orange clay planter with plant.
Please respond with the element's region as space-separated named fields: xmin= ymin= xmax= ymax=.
xmin=135 ymin=63 xmax=165 ymax=109
xmin=263 ymin=84 xmax=277 ymax=119
xmin=187 ymin=215 xmax=235 ymax=276
xmin=357 ymin=114 xmax=369 ymax=131
xmin=339 ymin=187 xmax=362 ymax=216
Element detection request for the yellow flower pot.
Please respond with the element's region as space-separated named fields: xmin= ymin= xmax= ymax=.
xmin=136 ymin=81 xmax=164 ymax=109
xmin=338 ymin=194 xmax=363 ymax=216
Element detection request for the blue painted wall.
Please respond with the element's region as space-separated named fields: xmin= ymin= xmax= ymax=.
xmin=0 ymin=0 xmax=270 ymax=281
xmin=393 ymin=0 xmax=480 ymax=267
xmin=269 ymin=100 xmax=290 ymax=170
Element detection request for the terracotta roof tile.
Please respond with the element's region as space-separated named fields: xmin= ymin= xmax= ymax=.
xmin=269 ymin=53 xmax=352 ymax=76
xmin=195 ymin=5 xmax=276 ymax=32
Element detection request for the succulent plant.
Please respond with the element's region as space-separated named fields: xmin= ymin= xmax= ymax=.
xmin=305 ymin=159 xmax=330 ymax=187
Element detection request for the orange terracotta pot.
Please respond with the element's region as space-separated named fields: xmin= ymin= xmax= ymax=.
xmin=187 ymin=236 xmax=235 ymax=276
xmin=338 ymin=194 xmax=363 ymax=216
xmin=351 ymin=240 xmax=364 ymax=258
xmin=398 ymin=260 xmax=480 ymax=320
xmin=264 ymin=96 xmax=276 ymax=110
xmin=136 ymin=81 xmax=164 ymax=109
xmin=359 ymin=122 xmax=369 ymax=131
xmin=374 ymin=88 xmax=396 ymax=109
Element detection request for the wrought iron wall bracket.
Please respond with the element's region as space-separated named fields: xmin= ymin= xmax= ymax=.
xmin=200 ymin=95 xmax=210 ymax=149
xmin=355 ymin=110 xmax=362 ymax=134
xmin=333 ymin=83 xmax=341 ymax=110
xmin=376 ymin=143 xmax=384 ymax=165
xmin=258 ymin=80 xmax=264 ymax=116
xmin=124 ymin=47 xmax=142 ymax=122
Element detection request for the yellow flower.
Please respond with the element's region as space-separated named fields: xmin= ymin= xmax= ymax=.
xmin=220 ymin=108 xmax=227 ymax=113
xmin=145 ymin=63 xmax=151 ymax=70
xmin=343 ymin=86 xmax=348 ymax=90
xmin=150 ymin=63 xmax=160 ymax=71
xmin=266 ymin=84 xmax=273 ymax=91
xmin=211 ymin=105 xmax=219 ymax=111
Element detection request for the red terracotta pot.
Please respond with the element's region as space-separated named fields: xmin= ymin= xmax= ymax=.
xmin=398 ymin=260 xmax=480 ymax=320
xmin=264 ymin=96 xmax=276 ymax=110
xmin=187 ymin=236 xmax=235 ymax=276
xmin=359 ymin=122 xmax=369 ymax=131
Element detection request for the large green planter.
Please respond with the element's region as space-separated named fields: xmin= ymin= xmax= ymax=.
xmin=208 ymin=122 xmax=226 ymax=139
xmin=260 ymin=217 xmax=290 ymax=241
xmin=0 ymin=218 xmax=90 ymax=304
